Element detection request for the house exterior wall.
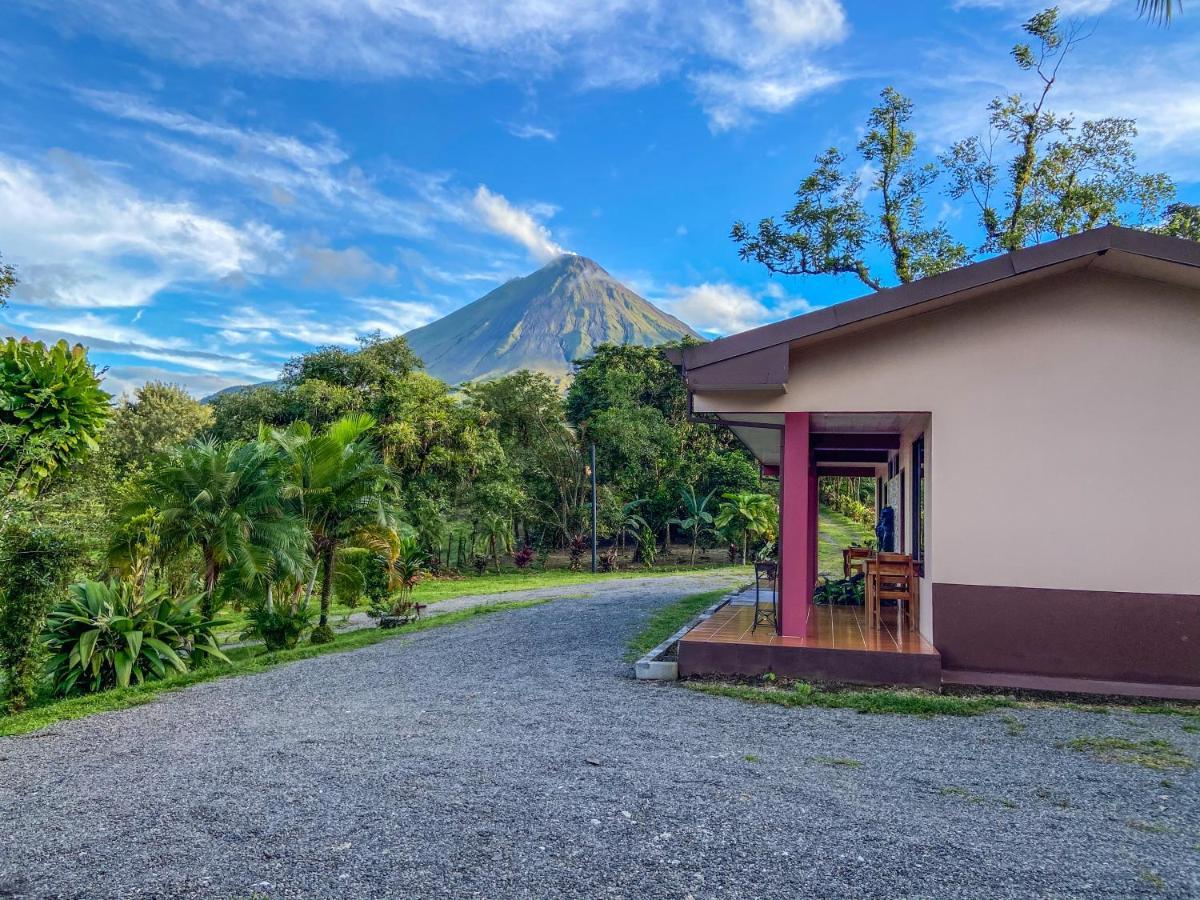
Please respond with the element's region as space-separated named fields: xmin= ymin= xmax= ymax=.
xmin=694 ymin=266 xmax=1200 ymax=686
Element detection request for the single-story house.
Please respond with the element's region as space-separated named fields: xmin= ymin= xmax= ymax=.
xmin=668 ymin=225 xmax=1200 ymax=700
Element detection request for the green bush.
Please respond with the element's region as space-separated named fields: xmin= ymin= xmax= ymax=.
xmin=0 ymin=526 xmax=75 ymax=711
xmin=242 ymin=600 xmax=313 ymax=651
xmin=43 ymin=579 xmax=229 ymax=696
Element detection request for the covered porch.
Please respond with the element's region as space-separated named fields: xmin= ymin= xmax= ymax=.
xmin=680 ymin=410 xmax=938 ymax=688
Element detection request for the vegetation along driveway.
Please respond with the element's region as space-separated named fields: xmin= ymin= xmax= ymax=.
xmin=1 ymin=571 xmax=1197 ymax=899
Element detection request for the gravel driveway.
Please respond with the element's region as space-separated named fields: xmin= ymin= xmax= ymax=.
xmin=1 ymin=572 xmax=1197 ymax=899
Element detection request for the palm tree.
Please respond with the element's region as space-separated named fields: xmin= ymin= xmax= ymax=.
xmin=1137 ymin=0 xmax=1179 ymax=25
xmin=267 ymin=414 xmax=396 ymax=643
xmin=477 ymin=513 xmax=512 ymax=574
xmin=669 ymin=486 xmax=717 ymax=566
xmin=121 ymin=438 xmax=306 ymax=619
xmin=715 ymin=491 xmax=777 ymax=564
xmin=616 ymin=498 xmax=649 ymax=559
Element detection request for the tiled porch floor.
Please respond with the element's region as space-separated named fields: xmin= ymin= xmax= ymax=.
xmin=682 ymin=599 xmax=939 ymax=657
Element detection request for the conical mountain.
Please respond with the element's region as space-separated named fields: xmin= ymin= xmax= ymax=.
xmin=403 ymin=254 xmax=700 ymax=384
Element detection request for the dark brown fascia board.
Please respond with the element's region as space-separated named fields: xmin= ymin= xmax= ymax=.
xmin=679 ymin=226 xmax=1200 ymax=374
xmin=683 ymin=343 xmax=789 ymax=392
xmin=810 ymin=432 xmax=902 ymax=450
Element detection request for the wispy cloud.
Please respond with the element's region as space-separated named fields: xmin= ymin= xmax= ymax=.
xmin=37 ymin=0 xmax=850 ymax=130
xmin=298 ymin=245 xmax=397 ymax=287
xmin=507 ymin=122 xmax=558 ymax=141
xmin=657 ymin=281 xmax=814 ymax=335
xmin=0 ymin=150 xmax=282 ymax=308
xmin=471 ymin=186 xmax=567 ymax=262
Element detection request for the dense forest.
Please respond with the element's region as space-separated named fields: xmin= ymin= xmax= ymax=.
xmin=0 ymin=331 xmax=779 ymax=711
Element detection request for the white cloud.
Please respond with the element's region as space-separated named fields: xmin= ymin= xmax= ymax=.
xmin=197 ymin=296 xmax=442 ymax=348
xmin=0 ymin=151 xmax=282 ymax=308
xmin=658 ymin=282 xmax=814 ymax=335
xmin=35 ymin=0 xmax=849 ymax=130
xmin=100 ymin=366 xmax=259 ymax=400
xmin=471 ymin=186 xmax=567 ymax=262
xmin=952 ymin=0 xmax=1118 ymax=13
xmin=507 ymin=123 xmax=558 ymax=141
xmin=692 ymin=64 xmax=842 ymax=132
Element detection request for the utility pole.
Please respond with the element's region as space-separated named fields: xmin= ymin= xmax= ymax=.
xmin=590 ymin=442 xmax=598 ymax=573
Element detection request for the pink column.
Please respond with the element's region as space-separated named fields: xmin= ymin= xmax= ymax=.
xmin=779 ymin=412 xmax=815 ymax=636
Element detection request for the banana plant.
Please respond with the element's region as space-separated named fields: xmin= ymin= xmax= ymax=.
xmin=668 ymin=486 xmax=717 ymax=566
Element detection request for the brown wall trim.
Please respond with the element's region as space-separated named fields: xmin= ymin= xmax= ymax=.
xmin=933 ymin=583 xmax=1200 ymax=686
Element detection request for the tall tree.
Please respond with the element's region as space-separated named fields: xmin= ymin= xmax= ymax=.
xmin=943 ymin=8 xmax=1173 ymax=252
xmin=731 ymin=88 xmax=966 ymax=290
xmin=267 ymin=414 xmax=395 ymax=643
xmin=106 ymin=382 xmax=215 ymax=473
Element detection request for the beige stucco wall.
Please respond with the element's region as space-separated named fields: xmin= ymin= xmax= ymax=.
xmin=696 ymin=266 xmax=1200 ymax=598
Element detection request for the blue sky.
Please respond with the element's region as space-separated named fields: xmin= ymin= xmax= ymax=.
xmin=1 ymin=0 xmax=1197 ymax=397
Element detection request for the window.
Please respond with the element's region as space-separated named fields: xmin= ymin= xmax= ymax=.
xmin=911 ymin=434 xmax=925 ymax=564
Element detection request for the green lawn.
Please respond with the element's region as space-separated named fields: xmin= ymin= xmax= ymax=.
xmin=818 ymin=507 xmax=874 ymax=576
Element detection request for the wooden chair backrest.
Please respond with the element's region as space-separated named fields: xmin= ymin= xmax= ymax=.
xmin=868 ymin=554 xmax=914 ymax=581
xmin=846 ymin=547 xmax=871 ymax=560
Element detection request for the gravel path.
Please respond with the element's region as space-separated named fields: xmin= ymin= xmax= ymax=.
xmin=1 ymin=572 xmax=1197 ymax=899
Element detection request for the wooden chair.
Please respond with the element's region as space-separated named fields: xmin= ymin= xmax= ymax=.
xmin=865 ymin=553 xmax=917 ymax=632
xmin=843 ymin=546 xmax=871 ymax=578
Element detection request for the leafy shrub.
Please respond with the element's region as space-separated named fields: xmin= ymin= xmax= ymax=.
xmin=0 ymin=338 xmax=111 ymax=493
xmin=43 ymin=580 xmax=230 ymax=696
xmin=599 ymin=547 xmax=617 ymax=573
xmin=0 ymin=526 xmax=76 ymax=711
xmin=243 ymin=600 xmax=313 ymax=651
xmin=635 ymin=527 xmax=658 ymax=568
xmin=535 ymin=545 xmax=552 ymax=570
xmin=813 ymin=575 xmax=864 ymax=606
xmin=568 ymin=534 xmax=588 ymax=571
xmin=513 ymin=544 xmax=535 ymax=569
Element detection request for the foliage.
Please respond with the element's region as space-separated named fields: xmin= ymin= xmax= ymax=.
xmin=813 ymin=575 xmax=864 ymax=606
xmin=43 ymin=579 xmax=229 ymax=696
xmin=943 ymin=8 xmax=1173 ymax=253
xmin=266 ymin=414 xmax=395 ymax=641
xmin=118 ymin=437 xmax=307 ymax=619
xmin=242 ymin=598 xmax=312 ymax=651
xmin=1157 ymin=202 xmax=1200 ymax=241
xmin=0 ymin=526 xmax=75 ymax=711
xmin=819 ymin=476 xmax=876 ymax=525
xmin=669 ymin=486 xmax=717 ymax=565
xmin=106 ymin=382 xmax=214 ymax=474
xmin=567 ymin=533 xmax=589 ymax=571
xmin=734 ymin=8 xmax=1182 ymax=289
xmin=714 ymin=492 xmax=777 ymax=564
xmin=0 ymin=252 xmax=14 ymax=308
xmin=513 ymin=544 xmax=535 ymax=569
xmin=0 ymin=338 xmax=111 ymax=496
xmin=384 ymin=537 xmax=425 ymax=619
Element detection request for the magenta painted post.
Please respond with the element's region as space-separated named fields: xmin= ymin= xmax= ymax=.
xmin=779 ymin=412 xmax=814 ymax=636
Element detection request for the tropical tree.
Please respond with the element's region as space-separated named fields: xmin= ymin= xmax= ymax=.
xmin=0 ymin=338 xmax=111 ymax=497
xmin=715 ymin=492 xmax=777 ymax=564
xmin=120 ymin=438 xmax=306 ymax=620
xmin=0 ymin=252 xmax=15 ymax=308
xmin=105 ymin=382 xmax=214 ymax=474
xmin=669 ymin=486 xmax=717 ymax=566
xmin=267 ymin=414 xmax=395 ymax=643
xmin=477 ymin=513 xmax=512 ymax=575
xmin=615 ymin=498 xmax=649 ymax=558
xmin=1137 ymin=0 xmax=1178 ymax=24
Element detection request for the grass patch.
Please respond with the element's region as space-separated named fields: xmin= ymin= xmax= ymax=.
xmin=0 ymin=596 xmax=559 ymax=739
xmin=1000 ymin=714 xmax=1026 ymax=735
xmin=1062 ymin=736 xmax=1194 ymax=772
xmin=1127 ymin=819 xmax=1170 ymax=834
xmin=817 ymin=507 xmax=874 ymax=577
xmin=624 ymin=588 xmax=733 ymax=661
xmin=939 ymin=786 xmax=986 ymax=805
xmin=1141 ymin=871 xmax=1166 ymax=890
xmin=743 ymin=754 xmax=760 ymax=763
xmin=685 ymin=680 xmax=1016 ymax=717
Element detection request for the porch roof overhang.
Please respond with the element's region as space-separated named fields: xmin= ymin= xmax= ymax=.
xmin=668 ymin=226 xmax=1200 ymax=398
xmin=700 ymin=411 xmax=921 ymax=470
